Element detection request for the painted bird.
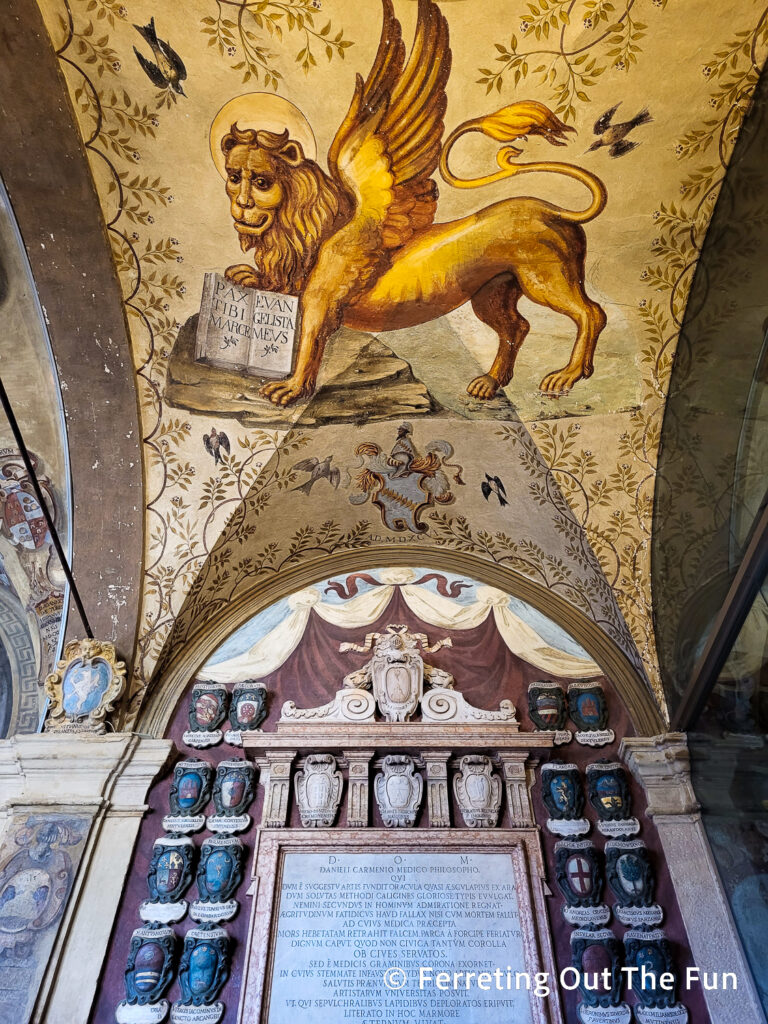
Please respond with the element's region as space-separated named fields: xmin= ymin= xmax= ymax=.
xmin=203 ymin=427 xmax=230 ymax=465
xmin=133 ymin=18 xmax=187 ymax=96
xmin=481 ymin=473 xmax=508 ymax=507
xmin=291 ymin=455 xmax=341 ymax=495
xmin=588 ymin=104 xmax=652 ymax=158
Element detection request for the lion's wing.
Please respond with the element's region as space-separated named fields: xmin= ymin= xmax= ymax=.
xmin=325 ymin=0 xmax=451 ymax=267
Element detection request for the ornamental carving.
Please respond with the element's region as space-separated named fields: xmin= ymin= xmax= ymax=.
xmin=44 ymin=638 xmax=126 ymax=734
xmin=295 ymin=754 xmax=343 ymax=828
xmin=374 ymin=755 xmax=423 ymax=827
xmin=281 ymin=624 xmax=517 ymax=726
xmin=452 ymin=755 xmax=502 ymax=828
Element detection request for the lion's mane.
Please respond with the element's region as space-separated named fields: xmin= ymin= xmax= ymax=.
xmin=223 ymin=125 xmax=348 ymax=294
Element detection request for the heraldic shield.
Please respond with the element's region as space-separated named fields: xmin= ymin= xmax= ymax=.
xmin=184 ymin=682 xmax=229 ymax=748
xmin=169 ymin=759 xmax=213 ymax=818
xmin=624 ymin=928 xmax=686 ymax=1014
xmin=212 ymin=760 xmax=255 ymax=818
xmin=188 ymin=682 xmax=228 ymax=733
xmin=570 ymin=927 xmax=628 ymax=1013
xmin=453 ymin=755 xmax=502 ymax=828
xmin=374 ymin=754 xmax=423 ymax=827
xmin=196 ymin=836 xmax=244 ymax=904
xmin=176 ymin=925 xmax=230 ymax=1010
xmin=555 ymin=840 xmax=603 ymax=907
xmin=371 ymin=625 xmax=424 ymax=722
xmin=295 ymin=753 xmax=344 ymax=827
xmin=528 ymin=682 xmax=568 ymax=731
xmin=146 ymin=836 xmax=196 ymax=905
xmin=606 ymin=840 xmax=655 ymax=907
xmin=541 ymin=762 xmax=585 ymax=819
xmin=123 ymin=923 xmax=176 ymax=1006
xmin=228 ymin=680 xmax=267 ymax=732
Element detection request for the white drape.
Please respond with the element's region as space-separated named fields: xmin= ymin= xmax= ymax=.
xmin=202 ymin=581 xmax=600 ymax=682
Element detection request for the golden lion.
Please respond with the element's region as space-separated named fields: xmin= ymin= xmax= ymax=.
xmin=222 ymin=0 xmax=607 ymax=407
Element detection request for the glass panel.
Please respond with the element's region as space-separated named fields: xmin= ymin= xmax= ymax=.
xmin=652 ymin=67 xmax=768 ymax=716
xmin=689 ymin=569 xmax=768 ymax=1015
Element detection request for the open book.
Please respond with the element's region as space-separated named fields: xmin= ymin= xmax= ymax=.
xmin=194 ymin=272 xmax=299 ymax=379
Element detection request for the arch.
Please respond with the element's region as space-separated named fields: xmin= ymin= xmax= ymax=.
xmin=0 ymin=586 xmax=39 ymax=736
xmin=136 ymin=545 xmax=664 ymax=737
xmin=0 ymin=1 xmax=144 ymax=657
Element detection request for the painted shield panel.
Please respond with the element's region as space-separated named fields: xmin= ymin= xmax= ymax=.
xmin=596 ymin=775 xmax=623 ymax=810
xmin=0 ymin=868 xmax=51 ymax=933
xmin=205 ymin=850 xmax=234 ymax=896
xmin=577 ymin=692 xmax=601 ymax=725
xmin=465 ymin=773 xmax=491 ymax=808
xmin=306 ymin=772 xmax=332 ymax=810
xmin=133 ymin=941 xmax=165 ymax=992
xmin=194 ymin=693 xmax=221 ymax=727
xmin=220 ymin=774 xmax=245 ymax=810
xmin=384 ymin=665 xmax=412 ymax=704
xmin=189 ymin=942 xmax=218 ymax=995
xmin=566 ymin=855 xmax=593 ymax=897
xmin=178 ymin=771 xmax=203 ymax=809
xmin=581 ymin=944 xmax=613 ymax=993
xmin=61 ymin=658 xmax=111 ymax=716
xmin=550 ymin=773 xmax=575 ymax=814
xmin=617 ymin=854 xmax=645 ymax=895
xmin=155 ymin=851 xmax=183 ymax=895
xmin=237 ymin=698 xmax=258 ymax=724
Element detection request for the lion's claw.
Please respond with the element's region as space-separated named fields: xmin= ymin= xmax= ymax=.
xmin=539 ymin=366 xmax=585 ymax=396
xmin=260 ymin=375 xmax=316 ymax=407
xmin=466 ymin=374 xmax=502 ymax=400
xmin=225 ymin=264 xmax=260 ymax=288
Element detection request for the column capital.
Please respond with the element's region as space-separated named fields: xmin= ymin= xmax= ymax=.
xmin=619 ymin=732 xmax=700 ymax=816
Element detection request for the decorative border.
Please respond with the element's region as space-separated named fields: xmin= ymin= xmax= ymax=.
xmin=238 ymin=828 xmax=562 ymax=1024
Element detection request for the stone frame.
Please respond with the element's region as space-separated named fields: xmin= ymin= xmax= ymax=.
xmin=237 ymin=828 xmax=564 ymax=1024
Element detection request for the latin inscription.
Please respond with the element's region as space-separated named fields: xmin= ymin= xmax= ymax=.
xmin=267 ymin=853 xmax=534 ymax=1023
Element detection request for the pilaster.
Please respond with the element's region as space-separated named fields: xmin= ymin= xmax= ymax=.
xmin=621 ymin=733 xmax=764 ymax=1024
xmin=0 ymin=732 xmax=173 ymax=1024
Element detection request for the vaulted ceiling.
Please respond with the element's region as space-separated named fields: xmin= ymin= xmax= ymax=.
xmin=2 ymin=0 xmax=767 ymax=733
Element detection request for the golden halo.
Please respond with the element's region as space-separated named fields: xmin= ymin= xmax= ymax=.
xmin=210 ymin=93 xmax=317 ymax=177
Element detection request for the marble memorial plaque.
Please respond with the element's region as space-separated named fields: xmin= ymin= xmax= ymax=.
xmin=266 ymin=852 xmax=535 ymax=1023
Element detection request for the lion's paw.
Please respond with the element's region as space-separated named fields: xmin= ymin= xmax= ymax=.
xmin=225 ymin=264 xmax=261 ymax=289
xmin=539 ymin=366 xmax=584 ymax=396
xmin=466 ymin=374 xmax=501 ymax=400
xmin=260 ymin=375 xmax=316 ymax=407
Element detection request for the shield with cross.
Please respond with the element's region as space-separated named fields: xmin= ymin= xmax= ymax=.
xmin=555 ymin=840 xmax=602 ymax=907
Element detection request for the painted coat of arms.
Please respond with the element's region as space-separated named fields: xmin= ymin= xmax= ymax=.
xmin=0 ymin=459 xmax=52 ymax=551
xmin=350 ymin=423 xmax=464 ymax=533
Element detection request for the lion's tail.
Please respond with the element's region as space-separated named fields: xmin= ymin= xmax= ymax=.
xmin=439 ymin=100 xmax=607 ymax=224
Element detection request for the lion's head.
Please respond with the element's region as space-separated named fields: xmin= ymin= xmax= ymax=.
xmin=221 ymin=124 xmax=347 ymax=293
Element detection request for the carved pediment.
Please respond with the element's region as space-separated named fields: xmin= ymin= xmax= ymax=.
xmin=279 ymin=624 xmax=517 ymax=726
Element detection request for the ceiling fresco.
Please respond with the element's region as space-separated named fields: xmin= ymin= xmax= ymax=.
xmin=30 ymin=0 xmax=768 ymax=721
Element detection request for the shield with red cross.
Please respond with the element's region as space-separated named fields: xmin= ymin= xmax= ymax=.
xmin=567 ymin=855 xmax=593 ymax=897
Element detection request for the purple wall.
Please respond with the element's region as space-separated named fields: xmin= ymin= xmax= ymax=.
xmin=91 ymin=591 xmax=709 ymax=1022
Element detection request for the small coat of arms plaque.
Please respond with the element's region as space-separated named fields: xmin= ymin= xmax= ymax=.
xmin=44 ymin=638 xmax=126 ymax=734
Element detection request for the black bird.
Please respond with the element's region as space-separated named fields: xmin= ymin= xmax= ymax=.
xmin=481 ymin=473 xmax=508 ymax=507
xmin=203 ymin=427 xmax=230 ymax=465
xmin=133 ymin=18 xmax=187 ymax=96
xmin=291 ymin=455 xmax=341 ymax=495
xmin=588 ymin=104 xmax=652 ymax=158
